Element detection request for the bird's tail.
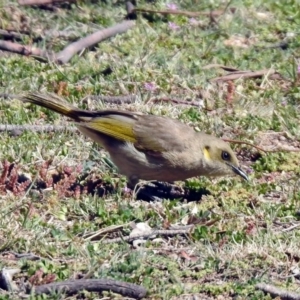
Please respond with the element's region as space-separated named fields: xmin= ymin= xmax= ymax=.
xmin=21 ymin=92 xmax=83 ymax=120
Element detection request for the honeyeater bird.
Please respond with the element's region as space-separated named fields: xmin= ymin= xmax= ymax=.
xmin=21 ymin=92 xmax=248 ymax=187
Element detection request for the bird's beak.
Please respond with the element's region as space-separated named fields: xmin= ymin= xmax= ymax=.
xmin=228 ymin=163 xmax=249 ymax=181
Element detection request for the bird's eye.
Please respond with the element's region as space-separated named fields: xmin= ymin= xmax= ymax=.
xmin=221 ymin=151 xmax=231 ymax=161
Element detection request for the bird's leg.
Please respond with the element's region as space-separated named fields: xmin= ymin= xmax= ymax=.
xmin=126 ymin=178 xmax=162 ymax=201
xmin=126 ymin=177 xmax=185 ymax=201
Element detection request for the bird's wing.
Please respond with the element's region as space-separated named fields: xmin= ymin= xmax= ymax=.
xmin=132 ymin=115 xmax=192 ymax=153
xmin=79 ymin=113 xmax=192 ymax=154
xmin=77 ymin=112 xmax=138 ymax=143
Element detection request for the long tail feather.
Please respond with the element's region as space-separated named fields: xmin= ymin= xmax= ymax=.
xmin=21 ymin=92 xmax=81 ymax=120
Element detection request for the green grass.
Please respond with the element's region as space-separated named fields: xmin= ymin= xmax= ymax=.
xmin=1 ymin=0 xmax=300 ymax=299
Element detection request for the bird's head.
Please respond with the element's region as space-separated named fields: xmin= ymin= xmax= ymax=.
xmin=202 ymin=138 xmax=248 ymax=180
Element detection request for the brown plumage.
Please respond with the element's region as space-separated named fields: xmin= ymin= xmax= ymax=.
xmin=21 ymin=92 xmax=248 ymax=186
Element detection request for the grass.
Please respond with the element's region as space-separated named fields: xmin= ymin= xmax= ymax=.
xmin=1 ymin=0 xmax=300 ymax=299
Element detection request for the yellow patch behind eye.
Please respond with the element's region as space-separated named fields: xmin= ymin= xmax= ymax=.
xmin=203 ymin=147 xmax=211 ymax=160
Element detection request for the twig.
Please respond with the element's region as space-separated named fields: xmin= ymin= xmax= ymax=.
xmin=210 ymin=69 xmax=276 ymax=83
xmin=223 ymin=139 xmax=268 ymax=153
xmin=56 ymin=20 xmax=135 ymax=64
xmin=256 ymin=283 xmax=300 ymax=300
xmin=263 ymin=147 xmax=300 ymax=153
xmin=134 ymin=8 xmax=225 ymax=17
xmin=0 ymin=124 xmax=76 ymax=133
xmin=2 ymin=251 xmax=41 ymax=261
xmin=29 ymin=278 xmax=147 ymax=299
xmin=0 ymin=29 xmax=24 ymax=41
xmin=102 ymin=228 xmax=194 ymax=244
xmin=0 ymin=29 xmax=78 ymax=44
xmin=224 ymin=138 xmax=300 ymax=153
xmin=0 ymin=20 xmax=135 ymax=64
xmin=18 ymin=0 xmax=75 ymax=5
xmin=83 ymin=94 xmax=137 ymax=104
xmin=281 ymin=223 xmax=300 ymax=233
xmin=148 ymin=97 xmax=210 ymax=109
xmin=0 ymin=40 xmax=52 ymax=59
xmin=202 ymin=64 xmax=242 ymax=72
xmin=169 ymin=224 xmax=195 ymax=230
xmin=83 ymin=224 xmax=129 ymax=241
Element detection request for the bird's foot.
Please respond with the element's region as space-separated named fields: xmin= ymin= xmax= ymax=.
xmin=129 ymin=181 xmax=184 ymax=201
xmin=126 ymin=181 xmax=211 ymax=202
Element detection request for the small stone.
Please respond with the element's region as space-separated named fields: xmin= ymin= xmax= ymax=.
xmin=278 ymin=135 xmax=286 ymax=141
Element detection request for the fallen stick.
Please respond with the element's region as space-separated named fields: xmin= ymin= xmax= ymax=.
xmin=84 ymin=94 xmax=137 ymax=104
xmin=256 ymin=283 xmax=300 ymax=300
xmin=0 ymin=29 xmax=24 ymax=41
xmin=0 ymin=20 xmax=135 ymax=64
xmin=30 ymin=278 xmax=147 ymax=299
xmin=103 ymin=228 xmax=193 ymax=244
xmin=224 ymin=138 xmax=300 ymax=153
xmin=18 ymin=0 xmax=74 ymax=5
xmin=134 ymin=8 xmax=225 ymax=17
xmin=56 ymin=20 xmax=135 ymax=64
xmin=0 ymin=40 xmax=51 ymax=58
xmin=0 ymin=124 xmax=76 ymax=134
xmin=148 ymin=97 xmax=207 ymax=108
xmin=210 ymin=69 xmax=276 ymax=83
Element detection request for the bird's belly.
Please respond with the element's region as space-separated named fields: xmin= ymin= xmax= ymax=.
xmin=108 ymin=142 xmax=201 ymax=182
xmin=108 ymin=143 xmax=163 ymax=179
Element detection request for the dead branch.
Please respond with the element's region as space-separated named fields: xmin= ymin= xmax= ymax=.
xmin=256 ymin=283 xmax=300 ymax=300
xmin=56 ymin=20 xmax=135 ymax=64
xmin=148 ymin=97 xmax=210 ymax=109
xmin=2 ymin=251 xmax=42 ymax=261
xmin=0 ymin=30 xmax=24 ymax=41
xmin=18 ymin=0 xmax=75 ymax=5
xmin=0 ymin=20 xmax=135 ymax=64
xmin=103 ymin=228 xmax=193 ymax=244
xmin=134 ymin=8 xmax=225 ymax=17
xmin=264 ymin=147 xmax=300 ymax=153
xmin=281 ymin=223 xmax=300 ymax=233
xmin=0 ymin=29 xmax=79 ymax=43
xmin=0 ymin=40 xmax=51 ymax=59
xmin=83 ymin=224 xmax=129 ymax=241
xmin=210 ymin=69 xmax=277 ymax=83
xmin=29 ymin=278 xmax=147 ymax=299
xmin=83 ymin=94 xmax=137 ymax=104
xmin=223 ymin=139 xmax=268 ymax=153
xmin=224 ymin=138 xmax=300 ymax=153
xmin=0 ymin=124 xmax=76 ymax=134
xmin=202 ymin=64 xmax=242 ymax=72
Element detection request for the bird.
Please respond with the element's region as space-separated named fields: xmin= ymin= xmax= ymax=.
xmin=20 ymin=92 xmax=248 ymax=190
